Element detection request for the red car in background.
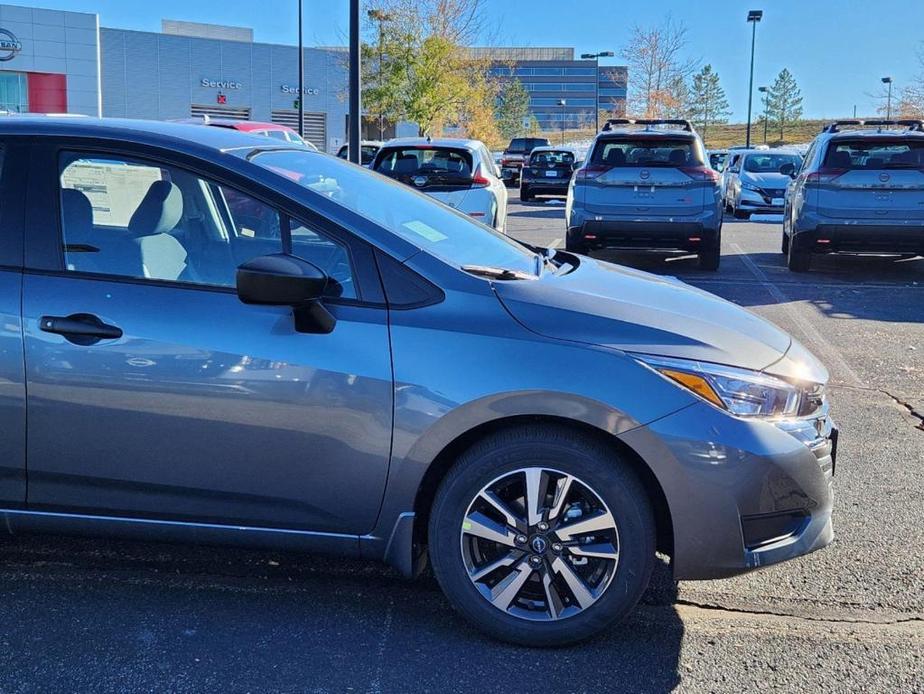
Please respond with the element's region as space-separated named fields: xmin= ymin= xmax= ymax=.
xmin=180 ymin=117 xmax=319 ymax=151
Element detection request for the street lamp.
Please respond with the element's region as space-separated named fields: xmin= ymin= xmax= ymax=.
xmin=348 ymin=0 xmax=361 ymax=164
xmin=745 ymin=9 xmax=763 ymax=148
xmin=558 ymin=98 xmax=567 ymax=145
xmin=758 ymin=86 xmax=769 ymax=143
xmin=882 ymin=76 xmax=893 ymax=120
xmin=297 ymin=0 xmax=304 ymax=137
xmin=580 ymin=50 xmax=614 ymax=132
xmin=368 ymin=8 xmax=392 ymax=141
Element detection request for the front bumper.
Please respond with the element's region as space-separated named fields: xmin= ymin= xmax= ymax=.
xmin=620 ymin=401 xmax=836 ymax=580
xmin=739 ymin=188 xmax=785 ymax=213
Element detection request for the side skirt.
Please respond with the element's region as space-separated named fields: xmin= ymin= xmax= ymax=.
xmin=0 ymin=508 xmax=361 ymax=557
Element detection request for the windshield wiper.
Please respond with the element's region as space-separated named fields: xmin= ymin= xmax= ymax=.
xmin=461 ymin=265 xmax=536 ymax=280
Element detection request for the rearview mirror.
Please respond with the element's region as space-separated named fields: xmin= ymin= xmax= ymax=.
xmin=779 ymin=162 xmax=797 ymax=177
xmin=236 ymin=254 xmax=335 ymax=333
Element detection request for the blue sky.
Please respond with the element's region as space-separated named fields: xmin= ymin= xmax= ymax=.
xmin=25 ymin=0 xmax=924 ymax=120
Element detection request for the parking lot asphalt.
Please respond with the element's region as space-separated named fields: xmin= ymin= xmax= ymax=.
xmin=1 ymin=192 xmax=922 ymax=693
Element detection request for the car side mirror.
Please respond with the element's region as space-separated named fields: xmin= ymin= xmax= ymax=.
xmin=236 ymin=253 xmax=336 ymax=334
xmin=780 ymin=162 xmax=797 ymax=177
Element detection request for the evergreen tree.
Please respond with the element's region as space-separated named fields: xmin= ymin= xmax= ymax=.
xmin=495 ymin=79 xmax=531 ymax=139
xmin=766 ymin=68 xmax=804 ymax=143
xmin=685 ymin=64 xmax=730 ymax=143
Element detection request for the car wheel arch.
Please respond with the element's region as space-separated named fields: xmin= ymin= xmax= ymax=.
xmin=408 ymin=414 xmax=674 ymax=574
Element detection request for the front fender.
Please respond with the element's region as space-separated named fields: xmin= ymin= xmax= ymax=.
xmin=359 ymin=283 xmax=696 ymax=572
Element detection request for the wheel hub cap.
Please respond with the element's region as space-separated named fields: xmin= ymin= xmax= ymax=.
xmin=459 ymin=467 xmax=620 ymax=622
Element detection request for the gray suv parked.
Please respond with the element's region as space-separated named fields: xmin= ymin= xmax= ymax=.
xmin=0 ymin=117 xmax=836 ymax=647
xmin=783 ymin=119 xmax=924 ymax=271
xmin=566 ymin=119 xmax=724 ymax=270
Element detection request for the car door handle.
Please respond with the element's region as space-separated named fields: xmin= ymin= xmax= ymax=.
xmin=40 ymin=314 xmax=123 ymax=343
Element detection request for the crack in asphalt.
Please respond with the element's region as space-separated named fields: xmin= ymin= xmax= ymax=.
xmin=673 ymin=598 xmax=924 ymax=628
xmin=830 ymin=384 xmax=924 ymax=431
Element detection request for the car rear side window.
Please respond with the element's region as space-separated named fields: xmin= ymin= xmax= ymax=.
xmin=591 ymin=138 xmax=703 ymax=167
xmin=824 ymin=139 xmax=924 ymax=169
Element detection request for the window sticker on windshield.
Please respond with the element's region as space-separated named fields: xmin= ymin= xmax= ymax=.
xmin=402 ymin=220 xmax=448 ymax=242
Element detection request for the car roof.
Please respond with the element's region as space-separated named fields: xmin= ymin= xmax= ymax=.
xmin=382 ymin=137 xmax=484 ymax=150
xmin=0 ymin=116 xmax=289 ymax=152
xmin=596 ymin=128 xmax=695 ymax=139
xmin=529 ymin=146 xmax=576 ymax=154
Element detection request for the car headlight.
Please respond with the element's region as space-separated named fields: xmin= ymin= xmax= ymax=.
xmin=635 ymin=354 xmax=816 ymax=418
xmin=741 ymin=181 xmax=762 ymax=192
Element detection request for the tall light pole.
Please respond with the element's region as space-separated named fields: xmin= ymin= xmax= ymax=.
xmin=558 ymin=98 xmax=567 ymax=145
xmin=348 ymin=0 xmax=361 ymax=164
xmin=580 ymin=50 xmax=614 ymax=132
xmin=758 ymin=85 xmax=769 ymax=143
xmin=368 ymin=8 xmax=392 ymax=141
xmin=745 ymin=9 xmax=763 ymax=148
xmin=297 ymin=0 xmax=304 ymax=137
xmin=882 ymin=76 xmax=893 ymax=120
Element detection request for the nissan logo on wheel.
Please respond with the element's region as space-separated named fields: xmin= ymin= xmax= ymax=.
xmin=0 ymin=29 xmax=22 ymax=62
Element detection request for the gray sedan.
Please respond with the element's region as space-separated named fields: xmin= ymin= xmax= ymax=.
xmin=0 ymin=116 xmax=836 ymax=647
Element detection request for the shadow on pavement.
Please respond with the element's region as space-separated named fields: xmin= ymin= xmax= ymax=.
xmin=0 ymin=535 xmax=684 ymax=692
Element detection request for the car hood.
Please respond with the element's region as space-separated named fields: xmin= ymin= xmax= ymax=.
xmin=741 ymin=171 xmax=791 ymax=188
xmin=494 ymin=256 xmax=799 ymax=374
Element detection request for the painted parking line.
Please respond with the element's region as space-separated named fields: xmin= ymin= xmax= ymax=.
xmin=550 ymin=238 xmax=562 ymax=248
xmin=733 ymin=242 xmax=864 ymax=388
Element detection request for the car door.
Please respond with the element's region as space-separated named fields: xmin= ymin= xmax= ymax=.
xmin=21 ymin=142 xmax=393 ymax=535
xmin=0 ymin=139 xmax=28 ymax=508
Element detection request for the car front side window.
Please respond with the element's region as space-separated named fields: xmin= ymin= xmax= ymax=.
xmin=58 ymin=153 xmax=356 ymax=298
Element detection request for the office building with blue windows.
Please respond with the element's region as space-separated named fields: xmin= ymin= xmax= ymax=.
xmin=474 ymin=47 xmax=628 ymax=131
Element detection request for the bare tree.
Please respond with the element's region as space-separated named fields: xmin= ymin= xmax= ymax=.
xmin=621 ymin=15 xmax=698 ymax=118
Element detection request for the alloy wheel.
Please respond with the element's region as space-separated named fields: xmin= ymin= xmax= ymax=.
xmin=459 ymin=467 xmax=619 ymax=621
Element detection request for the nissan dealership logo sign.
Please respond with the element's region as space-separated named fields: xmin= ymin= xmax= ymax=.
xmin=0 ymin=29 xmax=22 ymax=62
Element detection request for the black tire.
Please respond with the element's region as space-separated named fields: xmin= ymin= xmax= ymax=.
xmin=781 ymin=232 xmax=790 ymax=254
xmin=565 ymin=234 xmax=588 ymax=255
xmin=787 ymin=237 xmax=811 ymax=272
xmin=733 ymin=207 xmax=750 ymax=220
xmin=428 ymin=425 xmax=656 ymax=647
xmin=698 ymin=242 xmax=721 ymax=271
xmin=520 ymin=186 xmax=531 ymax=202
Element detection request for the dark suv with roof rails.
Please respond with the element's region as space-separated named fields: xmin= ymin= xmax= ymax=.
xmin=566 ymin=119 xmax=724 ymax=270
xmin=783 ymin=119 xmax=924 ymax=271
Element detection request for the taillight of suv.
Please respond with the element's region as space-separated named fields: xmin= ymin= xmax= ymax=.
xmin=680 ymin=165 xmax=721 ymax=182
xmin=806 ymin=168 xmax=847 ymax=184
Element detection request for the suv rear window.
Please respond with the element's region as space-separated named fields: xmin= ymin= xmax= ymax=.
xmin=529 ymin=150 xmax=575 ymax=165
xmin=824 ymin=139 xmax=924 ymax=169
xmin=507 ymin=138 xmax=550 ymax=153
xmin=591 ymin=137 xmax=703 ymax=167
xmin=373 ymin=147 xmax=474 ymax=186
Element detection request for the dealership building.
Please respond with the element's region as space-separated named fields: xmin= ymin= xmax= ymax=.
xmin=0 ymin=4 xmax=628 ymax=151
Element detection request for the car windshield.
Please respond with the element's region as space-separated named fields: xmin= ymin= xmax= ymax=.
xmin=824 ymin=139 xmax=924 ymax=169
xmin=591 ymin=137 xmax=703 ymax=167
xmin=529 ymin=150 xmax=575 ymax=165
xmin=508 ymin=138 xmax=548 ymax=153
xmin=743 ymin=153 xmax=802 ymax=172
xmin=246 ymin=149 xmax=538 ymax=274
xmin=373 ymin=146 xmax=474 ymax=185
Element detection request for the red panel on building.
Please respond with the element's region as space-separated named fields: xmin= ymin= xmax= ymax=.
xmin=28 ymin=73 xmax=68 ymax=113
